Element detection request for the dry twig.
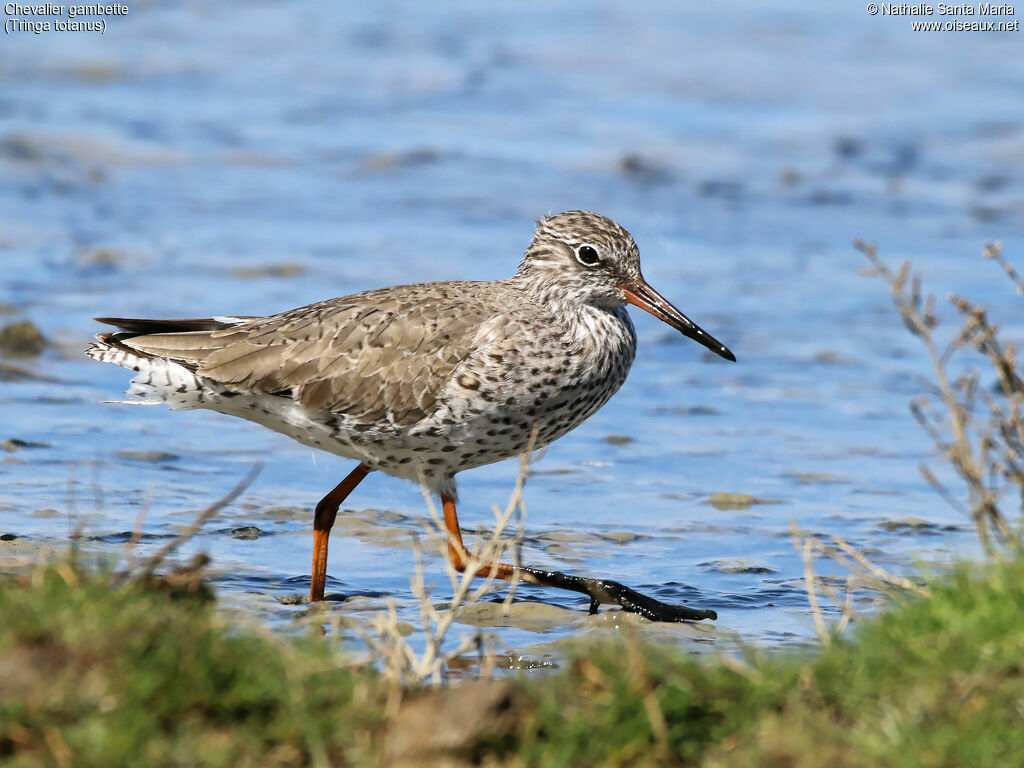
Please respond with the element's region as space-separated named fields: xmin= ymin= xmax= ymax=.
xmin=360 ymin=451 xmax=532 ymax=695
xmin=857 ymin=240 xmax=1022 ymax=551
xmin=123 ymin=463 xmax=262 ymax=585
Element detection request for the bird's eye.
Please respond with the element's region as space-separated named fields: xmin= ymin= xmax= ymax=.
xmin=576 ymin=245 xmax=601 ymax=267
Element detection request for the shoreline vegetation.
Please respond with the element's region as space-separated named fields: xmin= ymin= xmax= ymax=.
xmin=2 ymin=243 xmax=1022 ymax=766
xmin=1 ymin=553 xmax=1021 ymax=766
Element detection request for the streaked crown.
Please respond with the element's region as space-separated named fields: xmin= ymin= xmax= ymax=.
xmin=513 ymin=211 xmax=643 ymax=308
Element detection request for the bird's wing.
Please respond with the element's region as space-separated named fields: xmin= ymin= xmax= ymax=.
xmin=97 ymin=282 xmax=500 ymax=427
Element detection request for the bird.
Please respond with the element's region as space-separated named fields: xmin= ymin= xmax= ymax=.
xmin=87 ymin=211 xmax=735 ymax=622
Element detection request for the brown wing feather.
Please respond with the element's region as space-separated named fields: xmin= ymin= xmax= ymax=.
xmin=119 ymin=282 xmax=501 ymax=426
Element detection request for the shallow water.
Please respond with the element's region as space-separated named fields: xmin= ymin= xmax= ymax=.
xmin=2 ymin=1 xmax=1023 ymax=669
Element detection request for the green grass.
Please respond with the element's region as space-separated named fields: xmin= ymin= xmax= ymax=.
xmin=0 ymin=564 xmax=384 ymax=767
xmin=518 ymin=557 xmax=1024 ymax=767
xmin=2 ymin=556 xmax=1023 ymax=767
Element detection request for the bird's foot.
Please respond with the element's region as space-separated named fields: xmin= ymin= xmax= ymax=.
xmin=522 ymin=566 xmax=716 ymax=622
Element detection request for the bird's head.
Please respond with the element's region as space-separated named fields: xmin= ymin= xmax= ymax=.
xmin=516 ymin=210 xmax=735 ymax=361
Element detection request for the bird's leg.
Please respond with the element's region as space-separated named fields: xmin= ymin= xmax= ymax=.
xmin=440 ymin=494 xmax=716 ymax=622
xmin=310 ymin=463 xmax=372 ymax=601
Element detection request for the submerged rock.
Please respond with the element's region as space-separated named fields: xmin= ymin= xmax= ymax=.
xmin=603 ymin=434 xmax=634 ymax=445
xmin=114 ymin=450 xmax=179 ymax=463
xmin=2 ymin=439 xmax=51 ymax=453
xmin=0 ymin=321 xmax=46 ymax=357
xmin=876 ymin=518 xmax=948 ymax=535
xmin=701 ymin=558 xmax=777 ymax=574
xmin=230 ymin=263 xmax=305 ymax=279
xmin=705 ymin=492 xmax=782 ymax=511
xmin=228 ymin=525 xmax=263 ymax=540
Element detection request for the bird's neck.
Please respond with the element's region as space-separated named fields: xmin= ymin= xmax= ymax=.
xmin=508 ymin=270 xmax=571 ymax=310
xmin=505 ymin=274 xmax=637 ymax=360
xmin=507 ymin=267 xmax=615 ymax=314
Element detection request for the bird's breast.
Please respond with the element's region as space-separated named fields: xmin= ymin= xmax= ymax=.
xmin=333 ymin=304 xmax=638 ymax=485
xmin=431 ymin=304 xmax=636 ymax=446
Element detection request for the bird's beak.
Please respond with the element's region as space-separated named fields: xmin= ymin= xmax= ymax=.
xmin=622 ymin=279 xmax=736 ymax=362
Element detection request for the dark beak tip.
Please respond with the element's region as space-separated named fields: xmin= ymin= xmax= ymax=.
xmin=624 ymin=281 xmax=735 ymax=363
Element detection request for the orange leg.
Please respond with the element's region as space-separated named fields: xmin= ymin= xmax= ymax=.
xmin=310 ymin=463 xmax=372 ymax=601
xmin=442 ymin=493 xmax=526 ymax=582
xmin=440 ymin=493 xmax=717 ymax=622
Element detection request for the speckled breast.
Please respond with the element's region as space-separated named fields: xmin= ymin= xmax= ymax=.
xmin=353 ymin=303 xmax=639 ymax=486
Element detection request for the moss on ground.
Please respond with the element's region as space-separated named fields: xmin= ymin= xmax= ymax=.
xmin=0 ymin=565 xmax=384 ymax=767
xmin=518 ymin=557 xmax=1024 ymax=767
xmin=1 ymin=556 xmax=1023 ymax=767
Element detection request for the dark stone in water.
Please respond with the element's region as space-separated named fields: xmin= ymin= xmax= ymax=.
xmin=877 ymin=518 xmax=942 ymax=535
xmin=2 ymin=438 xmax=51 ymax=452
xmin=229 ymin=526 xmax=262 ymax=540
xmin=603 ymin=434 xmax=634 ymax=446
xmin=0 ymin=321 xmax=46 ymax=357
xmin=115 ymin=450 xmax=179 ymax=463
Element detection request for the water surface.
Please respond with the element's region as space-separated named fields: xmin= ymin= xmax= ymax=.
xmin=2 ymin=1 xmax=1022 ymax=669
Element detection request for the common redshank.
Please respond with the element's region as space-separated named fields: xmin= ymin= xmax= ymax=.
xmin=87 ymin=211 xmax=734 ymax=622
